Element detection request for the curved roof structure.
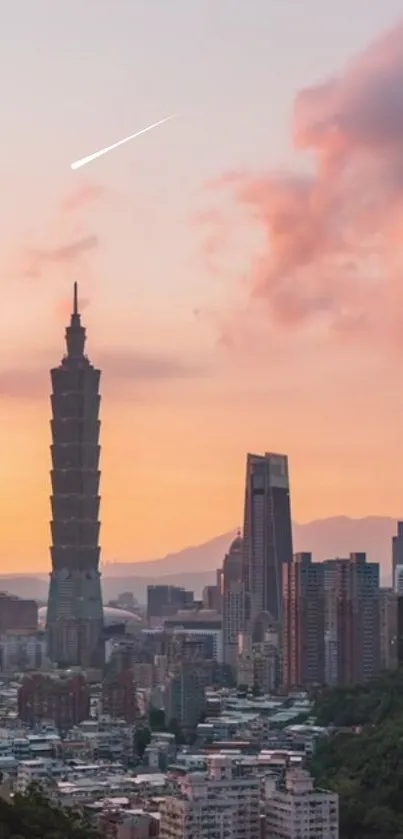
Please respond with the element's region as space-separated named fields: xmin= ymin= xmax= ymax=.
xmin=229 ymin=535 xmax=243 ymax=552
xmin=38 ymin=604 xmax=142 ymax=629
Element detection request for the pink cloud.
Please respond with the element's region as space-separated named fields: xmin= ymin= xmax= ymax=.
xmin=60 ymin=181 xmax=106 ymax=214
xmin=56 ymin=293 xmax=90 ymax=319
xmin=202 ymin=20 xmax=403 ymax=347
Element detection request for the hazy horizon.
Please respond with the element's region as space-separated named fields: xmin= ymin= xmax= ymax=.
xmin=0 ymin=514 xmax=398 ymax=575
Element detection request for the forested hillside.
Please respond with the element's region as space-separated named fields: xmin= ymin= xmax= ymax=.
xmin=311 ymin=671 xmax=403 ymax=838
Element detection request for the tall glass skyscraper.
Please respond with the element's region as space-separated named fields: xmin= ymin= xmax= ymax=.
xmin=46 ymin=284 xmax=104 ymax=668
xmin=242 ymin=452 xmax=293 ymax=625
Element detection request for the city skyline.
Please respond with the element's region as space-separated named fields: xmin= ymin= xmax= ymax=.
xmin=2 ymin=3 xmax=403 ymax=571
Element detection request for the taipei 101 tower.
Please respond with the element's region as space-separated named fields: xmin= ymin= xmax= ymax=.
xmin=46 ymin=283 xmax=104 ymax=668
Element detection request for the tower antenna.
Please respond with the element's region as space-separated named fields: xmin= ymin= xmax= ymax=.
xmin=73 ymin=282 xmax=78 ymax=316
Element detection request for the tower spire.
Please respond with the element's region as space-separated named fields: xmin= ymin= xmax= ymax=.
xmin=65 ymin=282 xmax=85 ymax=358
xmin=73 ymin=282 xmax=78 ymax=316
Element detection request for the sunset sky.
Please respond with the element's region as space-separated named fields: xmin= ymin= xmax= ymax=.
xmin=2 ymin=0 xmax=403 ymax=572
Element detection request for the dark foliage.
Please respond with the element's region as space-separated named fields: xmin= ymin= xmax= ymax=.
xmin=0 ymin=787 xmax=100 ymax=839
xmin=133 ymin=725 xmax=151 ymax=758
xmin=310 ymin=670 xmax=403 ymax=839
xmin=167 ymin=717 xmax=187 ymax=745
xmin=148 ymin=708 xmax=165 ymax=731
xmin=134 ymin=708 xmax=187 ymax=756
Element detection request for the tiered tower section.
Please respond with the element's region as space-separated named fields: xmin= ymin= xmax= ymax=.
xmin=46 ymin=284 xmax=104 ymax=668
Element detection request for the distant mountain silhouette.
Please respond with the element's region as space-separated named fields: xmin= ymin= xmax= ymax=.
xmin=0 ymin=516 xmax=398 ymax=602
xmin=0 ymin=577 xmax=49 ymax=601
xmin=294 ymin=516 xmax=396 ymax=577
xmin=103 ymin=531 xmax=235 ymax=578
xmin=103 ymin=516 xmax=397 ymax=584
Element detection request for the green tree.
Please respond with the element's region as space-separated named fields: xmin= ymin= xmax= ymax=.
xmin=310 ymin=669 xmax=403 ymax=838
xmin=148 ymin=707 xmax=166 ymax=731
xmin=167 ymin=718 xmax=186 ymax=744
xmin=0 ymin=787 xmax=100 ymax=839
xmin=134 ymin=726 xmax=151 ymax=758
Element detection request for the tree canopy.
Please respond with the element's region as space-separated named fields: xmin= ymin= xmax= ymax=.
xmin=0 ymin=787 xmax=100 ymax=839
xmin=310 ymin=670 xmax=403 ymax=839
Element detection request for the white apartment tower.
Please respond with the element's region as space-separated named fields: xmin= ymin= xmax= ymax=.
xmin=265 ymin=768 xmax=339 ymax=839
xmin=160 ymin=755 xmax=260 ymax=839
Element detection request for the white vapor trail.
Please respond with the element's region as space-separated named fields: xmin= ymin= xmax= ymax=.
xmin=71 ymin=114 xmax=176 ymax=170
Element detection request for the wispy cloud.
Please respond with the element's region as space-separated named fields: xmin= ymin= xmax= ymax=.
xmin=0 ymin=350 xmax=207 ymax=401
xmin=21 ymin=235 xmax=99 ymax=279
xmin=15 ymin=180 xmax=105 ymax=282
xmin=0 ymin=370 xmax=46 ymax=400
xmin=60 ymin=182 xmax=107 ymax=214
xmin=99 ymin=350 xmax=206 ymax=381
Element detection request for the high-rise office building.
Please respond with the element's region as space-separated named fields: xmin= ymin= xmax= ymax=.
xmin=222 ymin=534 xmax=244 ymax=670
xmin=282 ymin=552 xmax=325 ymax=690
xmin=397 ymin=596 xmax=403 ymax=667
xmin=216 ymin=566 xmax=224 ymax=612
xmin=101 ymin=669 xmax=137 ymax=723
xmin=394 ymin=560 xmax=403 ymax=596
xmin=164 ymin=663 xmax=207 ymax=730
xmin=202 ymin=584 xmax=221 ymax=611
xmin=323 ymin=554 xmax=380 ymax=685
xmin=242 ymin=452 xmax=293 ymax=624
xmin=393 ymin=557 xmax=403 ymax=668
xmin=147 ymin=585 xmax=194 ymax=626
xmin=0 ymin=593 xmax=37 ymax=634
xmin=392 ymin=521 xmax=403 ymax=583
xmin=46 ymin=284 xmax=104 ymax=668
xmin=379 ymin=587 xmax=397 ymax=671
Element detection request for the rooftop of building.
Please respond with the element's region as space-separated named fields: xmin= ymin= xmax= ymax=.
xmin=164 ymin=609 xmax=222 ymax=625
xmin=38 ymin=605 xmax=142 ymax=628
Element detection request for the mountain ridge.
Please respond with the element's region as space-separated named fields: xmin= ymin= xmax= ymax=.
xmin=102 ymin=515 xmax=397 ymax=578
xmin=0 ymin=516 xmax=397 ymax=601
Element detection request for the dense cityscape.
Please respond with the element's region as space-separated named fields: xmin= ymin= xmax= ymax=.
xmin=0 ymin=287 xmax=400 ymax=839
xmin=4 ymin=0 xmax=403 ymax=834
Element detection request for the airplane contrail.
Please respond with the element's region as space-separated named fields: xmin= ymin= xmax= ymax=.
xmin=71 ymin=114 xmax=176 ymax=170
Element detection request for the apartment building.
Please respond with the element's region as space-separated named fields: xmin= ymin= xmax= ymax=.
xmin=282 ymin=553 xmax=325 ymax=689
xmin=323 ymin=554 xmax=380 ymax=685
xmin=265 ymin=768 xmax=339 ymax=839
xmin=160 ymin=754 xmax=260 ymax=839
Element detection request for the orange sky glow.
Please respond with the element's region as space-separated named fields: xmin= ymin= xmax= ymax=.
xmin=2 ymin=6 xmax=403 ymax=572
